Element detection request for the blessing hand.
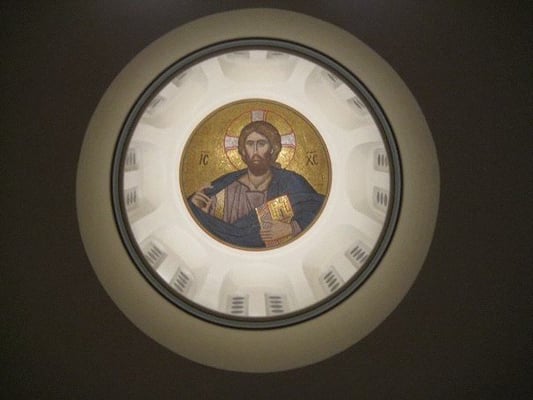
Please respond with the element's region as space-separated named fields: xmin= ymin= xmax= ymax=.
xmin=260 ymin=220 xmax=293 ymax=243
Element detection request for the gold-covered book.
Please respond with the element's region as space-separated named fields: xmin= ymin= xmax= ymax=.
xmin=255 ymin=195 xmax=294 ymax=247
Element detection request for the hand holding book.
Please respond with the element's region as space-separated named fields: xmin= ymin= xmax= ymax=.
xmin=256 ymin=195 xmax=295 ymax=247
xmin=259 ymin=218 xmax=293 ymax=245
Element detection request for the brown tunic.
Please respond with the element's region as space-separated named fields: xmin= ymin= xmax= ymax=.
xmin=208 ymin=174 xmax=270 ymax=223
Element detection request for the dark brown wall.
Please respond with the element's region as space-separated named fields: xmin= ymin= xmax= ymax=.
xmin=2 ymin=1 xmax=532 ymax=399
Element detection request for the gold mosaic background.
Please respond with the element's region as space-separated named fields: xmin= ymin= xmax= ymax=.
xmin=180 ymin=99 xmax=331 ymax=198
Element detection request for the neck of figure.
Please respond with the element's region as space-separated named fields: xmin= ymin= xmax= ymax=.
xmin=246 ymin=168 xmax=272 ymax=191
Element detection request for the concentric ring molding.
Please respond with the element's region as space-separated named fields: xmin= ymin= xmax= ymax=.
xmin=77 ymin=9 xmax=439 ymax=372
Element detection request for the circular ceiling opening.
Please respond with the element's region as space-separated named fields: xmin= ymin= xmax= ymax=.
xmin=77 ymin=9 xmax=438 ymax=372
xmin=112 ymin=40 xmax=400 ymax=328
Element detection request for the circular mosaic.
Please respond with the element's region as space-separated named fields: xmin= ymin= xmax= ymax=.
xmin=181 ymin=99 xmax=331 ymax=250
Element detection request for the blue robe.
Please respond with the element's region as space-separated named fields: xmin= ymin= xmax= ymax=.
xmin=188 ymin=168 xmax=325 ymax=248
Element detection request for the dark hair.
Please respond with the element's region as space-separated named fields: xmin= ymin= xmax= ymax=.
xmin=238 ymin=121 xmax=282 ymax=166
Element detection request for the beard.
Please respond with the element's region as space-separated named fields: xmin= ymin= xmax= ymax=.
xmin=244 ymin=154 xmax=271 ymax=176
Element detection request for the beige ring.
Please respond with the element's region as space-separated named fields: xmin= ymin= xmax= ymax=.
xmin=77 ymin=9 xmax=439 ymax=372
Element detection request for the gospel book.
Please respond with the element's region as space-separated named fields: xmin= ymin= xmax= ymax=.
xmin=255 ymin=195 xmax=294 ymax=247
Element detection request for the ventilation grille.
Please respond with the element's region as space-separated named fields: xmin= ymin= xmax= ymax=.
xmin=145 ymin=94 xmax=166 ymax=115
xmin=373 ymin=186 xmax=390 ymax=212
xmin=124 ymin=187 xmax=139 ymax=211
xmin=346 ymin=241 xmax=371 ymax=268
xmin=319 ymin=267 xmax=344 ymax=294
xmin=374 ymin=148 xmax=389 ymax=172
xmin=322 ymin=70 xmax=341 ymax=88
xmin=171 ymin=267 xmax=193 ymax=295
xmin=172 ymin=71 xmax=188 ymax=87
xmin=265 ymin=294 xmax=289 ymax=316
xmin=348 ymin=96 xmax=367 ymax=112
xmin=267 ymin=50 xmax=289 ymax=60
xmin=227 ymin=295 xmax=249 ymax=316
xmin=124 ymin=148 xmax=138 ymax=171
xmin=142 ymin=241 xmax=167 ymax=269
xmin=225 ymin=51 xmax=249 ymax=60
